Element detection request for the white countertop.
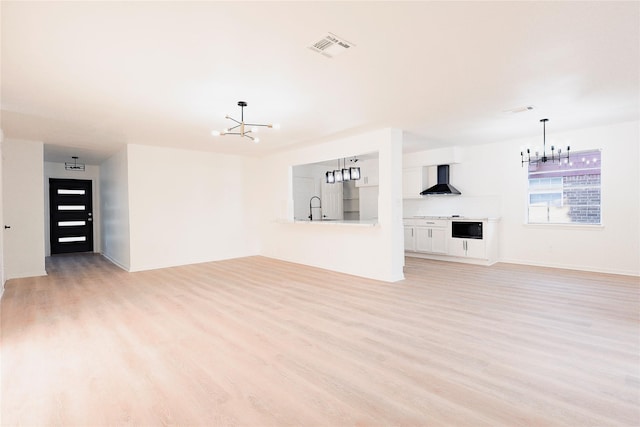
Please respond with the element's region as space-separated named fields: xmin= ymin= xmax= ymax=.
xmin=284 ymin=219 xmax=379 ymax=227
xmin=405 ymin=216 xmax=500 ymax=221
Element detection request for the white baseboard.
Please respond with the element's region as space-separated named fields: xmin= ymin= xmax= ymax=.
xmin=498 ymin=257 xmax=639 ymax=277
xmin=263 ymin=254 xmax=403 ymax=283
xmin=406 ymin=251 xmax=496 ymax=266
xmin=4 ymin=269 xmax=48 ymax=280
xmin=101 ymin=253 xmax=130 ymax=272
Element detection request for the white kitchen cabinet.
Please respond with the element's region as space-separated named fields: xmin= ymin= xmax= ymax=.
xmin=449 ymin=238 xmax=485 ymax=259
xmin=430 ymin=227 xmax=448 ymax=254
xmin=402 ymin=167 xmax=428 ymax=199
xmin=415 ymin=228 xmax=431 ymax=252
xmin=404 ymin=225 xmax=416 ymax=251
xmin=404 ymin=217 xmax=499 ymax=265
xmin=414 ymin=219 xmax=448 ymax=254
xmin=415 ymin=227 xmax=448 ymax=254
xmin=355 ymin=159 xmax=379 ymax=187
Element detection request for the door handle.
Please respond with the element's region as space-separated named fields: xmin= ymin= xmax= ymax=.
xmin=4 ymin=225 xmax=10 ymax=229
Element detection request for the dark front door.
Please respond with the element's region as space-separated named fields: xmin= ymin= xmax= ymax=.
xmin=49 ymin=178 xmax=94 ymax=254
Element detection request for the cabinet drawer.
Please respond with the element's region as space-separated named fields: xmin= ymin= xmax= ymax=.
xmin=415 ymin=219 xmax=447 ymax=228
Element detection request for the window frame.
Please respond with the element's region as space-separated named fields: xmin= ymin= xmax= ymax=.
xmin=525 ymin=149 xmax=602 ymax=226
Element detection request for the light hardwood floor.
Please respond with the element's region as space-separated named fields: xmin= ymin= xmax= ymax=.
xmin=1 ymin=254 xmax=638 ymax=426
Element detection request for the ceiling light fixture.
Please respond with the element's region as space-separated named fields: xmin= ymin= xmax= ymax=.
xmin=521 ymin=119 xmax=570 ymax=167
xmin=349 ymin=157 xmax=361 ymax=180
xmin=325 ymin=157 xmax=360 ymax=184
xmin=211 ymin=101 xmax=279 ymax=143
xmin=342 ymin=158 xmax=351 ymax=181
xmin=334 ymin=159 xmax=343 ymax=183
xmin=65 ymin=156 xmax=85 ymax=171
xmin=325 ymin=170 xmax=335 ymax=184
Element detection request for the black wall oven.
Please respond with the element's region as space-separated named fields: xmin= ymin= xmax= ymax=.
xmin=452 ymin=221 xmax=483 ymax=239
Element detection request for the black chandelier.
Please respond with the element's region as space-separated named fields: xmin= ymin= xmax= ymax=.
xmin=521 ymin=119 xmax=570 ymax=167
xmin=325 ymin=157 xmax=360 ymax=184
xmin=211 ymin=101 xmax=279 ymax=143
xmin=65 ymin=156 xmax=85 ymax=171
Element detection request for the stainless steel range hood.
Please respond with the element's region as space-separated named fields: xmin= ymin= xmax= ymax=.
xmin=420 ymin=165 xmax=461 ymax=195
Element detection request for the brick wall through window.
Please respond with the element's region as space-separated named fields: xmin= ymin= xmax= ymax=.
xmin=527 ymin=150 xmax=601 ymax=224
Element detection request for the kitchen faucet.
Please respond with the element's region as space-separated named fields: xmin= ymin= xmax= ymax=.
xmin=309 ymin=196 xmax=322 ymax=221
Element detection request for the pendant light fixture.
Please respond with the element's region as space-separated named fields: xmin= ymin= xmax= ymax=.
xmin=325 ymin=157 xmax=361 ymax=184
xmin=333 ymin=159 xmax=343 ymax=182
xmin=349 ymin=157 xmax=361 ymax=180
xmin=342 ymin=158 xmax=351 ymax=181
xmin=325 ymin=170 xmax=335 ymax=184
xmin=211 ymin=101 xmax=280 ymax=143
xmin=521 ymin=119 xmax=570 ymax=167
xmin=65 ymin=156 xmax=85 ymax=171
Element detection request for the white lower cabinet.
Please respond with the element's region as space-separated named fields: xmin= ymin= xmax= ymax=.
xmin=415 ymin=227 xmax=447 ymax=254
xmin=404 ymin=217 xmax=499 ymax=265
xmin=430 ymin=227 xmax=447 ymax=254
xmin=410 ymin=219 xmax=448 ymax=255
xmin=404 ymin=226 xmax=416 ymax=251
xmin=449 ymin=238 xmax=485 ymax=259
xmin=415 ymin=228 xmax=430 ymax=252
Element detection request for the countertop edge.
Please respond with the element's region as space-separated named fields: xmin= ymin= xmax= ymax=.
xmin=404 ymin=216 xmax=501 ymax=221
xmin=277 ymin=219 xmax=379 ymax=227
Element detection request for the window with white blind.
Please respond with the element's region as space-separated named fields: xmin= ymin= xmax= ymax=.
xmin=527 ymin=150 xmax=601 ymax=224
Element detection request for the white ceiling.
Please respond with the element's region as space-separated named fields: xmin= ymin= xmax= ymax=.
xmin=1 ymin=1 xmax=638 ymax=164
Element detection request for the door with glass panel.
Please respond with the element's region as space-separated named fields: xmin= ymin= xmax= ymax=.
xmin=49 ymin=178 xmax=93 ymax=254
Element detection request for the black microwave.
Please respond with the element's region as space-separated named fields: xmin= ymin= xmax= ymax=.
xmin=452 ymin=221 xmax=483 ymax=239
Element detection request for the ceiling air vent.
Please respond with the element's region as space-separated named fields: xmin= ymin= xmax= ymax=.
xmin=309 ymin=32 xmax=355 ymax=58
xmin=503 ymin=105 xmax=535 ymax=114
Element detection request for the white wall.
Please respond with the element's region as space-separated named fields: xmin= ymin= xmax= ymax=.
xmin=0 ymin=130 xmax=5 ymax=292
xmin=100 ymin=147 xmax=131 ymax=270
xmin=126 ymin=144 xmax=257 ymax=272
xmin=2 ymin=139 xmax=46 ymax=279
xmin=258 ymin=128 xmax=404 ymax=282
xmin=43 ymin=162 xmax=101 ymax=256
xmin=403 ymin=120 xmax=640 ymax=276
